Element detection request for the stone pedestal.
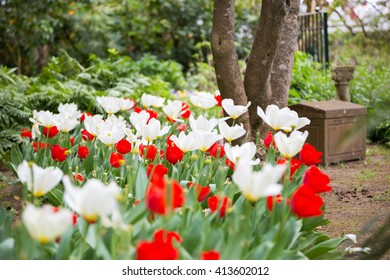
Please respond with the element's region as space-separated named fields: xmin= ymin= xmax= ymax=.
xmin=331 ymin=66 xmax=355 ymax=102
xmin=290 ymin=100 xmax=367 ymax=165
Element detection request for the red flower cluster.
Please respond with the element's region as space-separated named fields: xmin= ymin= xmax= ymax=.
xmin=299 ymin=143 xmax=322 ymax=166
xmin=208 ymin=195 xmax=231 ymax=218
xmin=290 ymin=166 xmax=332 ymax=218
xmin=136 ymin=229 xmax=182 ymax=260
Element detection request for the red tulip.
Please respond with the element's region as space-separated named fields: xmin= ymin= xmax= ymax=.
xmin=51 ymin=145 xmax=69 ymax=162
xmin=263 ymin=131 xmax=275 ymax=149
xmin=291 ymin=185 xmax=323 ymax=218
xmin=188 ymin=182 xmax=211 ymax=202
xmin=80 ymin=112 xmax=92 ymax=122
xmin=166 ymin=144 xmax=184 ymax=164
xmin=139 ymin=144 xmax=160 ymax=161
xmin=181 ymin=102 xmax=191 ymax=119
xmin=277 ymin=158 xmax=303 ymax=181
xmin=225 ymin=158 xmax=235 ymax=170
xmin=214 ymin=94 xmax=222 ymax=107
xmin=43 ymin=126 xmax=59 ymax=138
xmin=81 ymin=129 xmax=94 ymax=141
xmin=115 ymin=139 xmax=132 ymax=154
xmin=110 ymin=152 xmax=126 ymax=168
xmin=32 ymin=141 xmax=50 ymax=152
xmin=146 ymin=177 xmax=185 ymax=215
xmin=77 ymin=145 xmax=89 ymax=159
xmin=208 ymin=195 xmax=231 ymax=218
xmin=20 ymin=128 xmax=32 ymax=139
xmin=147 ymin=163 xmax=168 ymax=181
xmin=299 ymin=143 xmax=322 ymax=165
xmin=266 ymin=194 xmax=290 ymax=211
xmin=70 ymin=137 xmax=75 ymax=146
xmin=176 ymin=123 xmax=187 ymax=132
xmin=201 ymin=250 xmax=221 ymax=260
xmin=303 ymin=166 xmax=332 ymax=193
xmin=208 ymin=142 xmax=225 ymax=158
xmin=72 ymin=173 xmax=84 ymax=183
xmin=136 ymin=229 xmax=182 ymax=260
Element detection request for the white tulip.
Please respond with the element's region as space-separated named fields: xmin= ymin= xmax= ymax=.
xmin=55 ymin=114 xmax=79 ymax=133
xmin=191 ymin=130 xmax=223 ymax=152
xmin=139 ymin=118 xmax=170 ymax=142
xmin=274 ymin=130 xmax=309 ymax=158
xmin=84 ymin=115 xmax=104 ymax=136
xmin=63 ymin=176 xmax=120 ymax=223
xmin=29 ymin=110 xmax=58 ymax=128
xmin=119 ymin=98 xmax=135 ymax=111
xmin=224 ymin=142 xmax=260 ymax=165
xmin=141 ymin=93 xmax=165 ymax=108
xmin=189 ymin=91 xmax=217 ymax=109
xmin=169 ymin=131 xmax=197 ymax=153
xmin=97 ymin=96 xmax=122 ymax=114
xmin=257 ymin=104 xmax=310 ymax=132
xmin=17 ymin=161 xmax=63 ymax=197
xmin=222 ymin=98 xmax=251 ymax=120
xmin=129 ymin=110 xmax=151 ymax=134
xmin=58 ymin=103 xmax=81 ymax=120
xmin=189 ymin=115 xmax=218 ymax=132
xmin=233 ymin=160 xmax=286 ymax=201
xmin=162 ymin=100 xmax=184 ymax=122
xmin=22 ymin=204 xmax=72 ymax=244
xmin=218 ymin=121 xmax=246 ymax=143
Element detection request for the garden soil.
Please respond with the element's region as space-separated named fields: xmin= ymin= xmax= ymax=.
xmin=1 ymin=144 xmax=389 ymax=259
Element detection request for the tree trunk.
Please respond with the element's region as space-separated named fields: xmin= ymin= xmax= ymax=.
xmin=244 ymin=0 xmax=287 ymax=135
xmin=211 ymin=0 xmax=251 ymax=137
xmin=270 ymin=0 xmax=301 ymax=108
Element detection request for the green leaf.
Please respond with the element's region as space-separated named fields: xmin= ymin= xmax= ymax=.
xmin=55 ymin=227 xmax=74 ymax=260
xmin=45 ymin=187 xmax=64 ymax=206
xmin=124 ymin=202 xmax=148 ymax=225
xmin=304 ymin=237 xmax=346 ymax=259
xmin=0 ymin=238 xmax=15 ymax=259
xmin=135 ymin=164 xmax=148 ymax=199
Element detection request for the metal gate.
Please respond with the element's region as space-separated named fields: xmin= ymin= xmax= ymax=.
xmin=298 ymin=12 xmax=329 ymax=64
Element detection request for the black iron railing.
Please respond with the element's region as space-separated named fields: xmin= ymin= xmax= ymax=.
xmin=298 ymin=12 xmax=329 ymax=64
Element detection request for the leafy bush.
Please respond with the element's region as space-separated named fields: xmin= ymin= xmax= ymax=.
xmin=350 ymin=64 xmax=390 ymax=146
xmin=289 ymin=51 xmax=335 ymax=104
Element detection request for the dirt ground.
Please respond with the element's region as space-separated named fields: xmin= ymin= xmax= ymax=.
xmin=1 ymin=144 xmax=389 ymax=259
xmin=321 ymin=144 xmax=390 ymax=259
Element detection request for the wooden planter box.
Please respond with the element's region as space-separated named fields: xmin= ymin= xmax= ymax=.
xmin=290 ymin=100 xmax=367 ymax=165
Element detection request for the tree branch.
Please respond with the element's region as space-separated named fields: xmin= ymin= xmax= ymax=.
xmin=244 ymin=0 xmax=287 ymax=134
xmin=211 ymin=0 xmax=251 ymax=138
xmin=270 ymin=0 xmax=301 ymax=108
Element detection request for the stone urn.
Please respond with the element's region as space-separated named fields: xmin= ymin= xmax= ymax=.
xmin=331 ymin=66 xmax=355 ymax=102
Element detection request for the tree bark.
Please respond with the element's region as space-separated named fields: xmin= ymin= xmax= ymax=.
xmin=270 ymin=0 xmax=301 ymax=108
xmin=244 ymin=0 xmax=287 ymax=135
xmin=211 ymin=0 xmax=251 ymax=137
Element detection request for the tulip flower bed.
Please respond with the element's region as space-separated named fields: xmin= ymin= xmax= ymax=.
xmin=0 ymin=92 xmax=353 ymax=260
